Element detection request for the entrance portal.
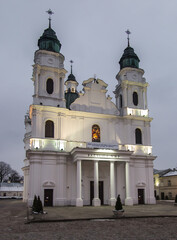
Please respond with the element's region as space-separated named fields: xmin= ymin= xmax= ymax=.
xmin=44 ymin=189 xmax=53 ymax=206
xmin=161 ymin=192 xmax=165 ymax=200
xmin=90 ymin=181 xmax=104 ymax=205
xmin=138 ymin=189 xmax=145 ymax=204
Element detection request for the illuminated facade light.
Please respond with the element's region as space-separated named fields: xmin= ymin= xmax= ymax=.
xmin=127 ymin=108 xmax=148 ymax=117
xmin=23 ymin=22 xmax=156 ymax=207
xmin=155 ymin=181 xmax=159 ymax=187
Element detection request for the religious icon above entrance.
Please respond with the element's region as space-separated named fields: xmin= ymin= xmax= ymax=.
xmin=92 ymin=125 xmax=100 ymax=142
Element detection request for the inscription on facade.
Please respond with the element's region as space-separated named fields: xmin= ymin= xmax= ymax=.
xmin=87 ymin=142 xmax=118 ymax=149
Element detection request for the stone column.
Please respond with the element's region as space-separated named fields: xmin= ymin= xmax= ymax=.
xmin=125 ymin=161 xmax=133 ymax=205
xmin=92 ymin=161 xmax=101 ymax=206
xmin=76 ymin=160 xmax=83 ymax=207
xmin=109 ymin=161 xmax=116 ymax=206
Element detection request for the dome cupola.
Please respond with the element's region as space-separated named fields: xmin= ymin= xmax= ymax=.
xmin=65 ymin=61 xmax=77 ymax=82
xmin=119 ymin=30 xmax=140 ymax=69
xmin=65 ymin=60 xmax=79 ymax=109
xmin=38 ymin=9 xmax=61 ymax=53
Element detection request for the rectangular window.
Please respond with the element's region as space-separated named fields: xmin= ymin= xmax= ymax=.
xmin=168 ymin=192 xmax=172 ymax=199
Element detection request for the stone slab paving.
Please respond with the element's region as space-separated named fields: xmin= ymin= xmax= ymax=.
xmin=1 ymin=200 xmax=177 ymax=240
xmin=30 ymin=200 xmax=177 ymax=222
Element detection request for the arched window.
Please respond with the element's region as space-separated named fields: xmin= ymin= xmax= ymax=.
xmin=92 ymin=125 xmax=100 ymax=142
xmin=133 ymin=92 xmax=138 ymax=106
xmin=135 ymin=128 xmax=142 ymax=144
xmin=46 ymin=78 xmax=54 ymax=94
xmin=119 ymin=94 xmax=123 ymax=108
xmin=45 ymin=120 xmax=54 ymax=138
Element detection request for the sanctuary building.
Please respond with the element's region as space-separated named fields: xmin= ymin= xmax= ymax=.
xmin=23 ymin=17 xmax=156 ymax=207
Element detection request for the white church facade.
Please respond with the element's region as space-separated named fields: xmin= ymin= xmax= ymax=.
xmin=23 ymin=16 xmax=156 ymax=207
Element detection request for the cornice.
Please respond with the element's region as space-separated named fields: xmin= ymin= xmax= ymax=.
xmin=34 ymin=49 xmax=65 ymax=59
xmin=32 ymin=64 xmax=67 ymax=75
xmin=121 ymin=80 xmax=149 ymax=88
xmin=117 ymin=67 xmax=144 ymax=76
xmin=30 ymin=104 xmax=121 ymax=120
xmin=130 ymin=155 xmax=157 ymax=161
xmin=123 ymin=115 xmax=153 ymax=122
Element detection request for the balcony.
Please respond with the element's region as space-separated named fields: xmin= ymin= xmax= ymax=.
xmin=29 ymin=138 xmax=86 ymax=152
xmin=126 ymin=108 xmax=149 ymax=117
xmin=119 ymin=144 xmax=152 ymax=155
xmin=29 ymin=138 xmax=152 ymax=155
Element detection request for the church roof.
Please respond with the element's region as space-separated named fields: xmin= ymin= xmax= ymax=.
xmin=0 ymin=183 xmax=23 ymax=192
xmin=153 ymin=168 xmax=172 ymax=177
xmin=65 ymin=61 xmax=78 ymax=83
xmin=163 ymin=168 xmax=177 ymax=177
xmin=66 ymin=73 xmax=77 ymax=82
xmin=38 ymin=24 xmax=61 ymax=53
xmin=119 ymin=45 xmax=140 ymax=70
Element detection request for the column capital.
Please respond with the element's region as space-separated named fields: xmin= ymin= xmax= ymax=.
xmin=94 ymin=159 xmax=99 ymax=163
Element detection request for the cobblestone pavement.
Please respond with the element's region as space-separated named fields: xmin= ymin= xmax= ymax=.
xmin=0 ymin=200 xmax=177 ymax=240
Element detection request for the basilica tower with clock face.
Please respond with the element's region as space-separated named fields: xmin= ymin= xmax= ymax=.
xmin=32 ymin=12 xmax=67 ymax=108
xmin=114 ymin=32 xmax=148 ymax=119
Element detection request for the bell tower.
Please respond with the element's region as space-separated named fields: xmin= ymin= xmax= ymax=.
xmin=32 ymin=9 xmax=67 ymax=108
xmin=114 ymin=30 xmax=148 ymax=118
xmin=65 ymin=60 xmax=79 ymax=109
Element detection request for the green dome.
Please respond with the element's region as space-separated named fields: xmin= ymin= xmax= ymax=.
xmin=119 ymin=46 xmax=140 ymax=69
xmin=38 ymin=26 xmax=61 ymax=53
xmin=66 ymin=73 xmax=76 ymax=82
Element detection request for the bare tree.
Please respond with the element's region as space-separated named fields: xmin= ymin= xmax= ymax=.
xmin=9 ymin=170 xmax=22 ymax=183
xmin=0 ymin=161 xmax=12 ymax=182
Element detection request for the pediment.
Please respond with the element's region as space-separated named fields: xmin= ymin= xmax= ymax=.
xmin=136 ymin=182 xmax=146 ymax=187
xmin=43 ymin=181 xmax=55 ymax=187
xmin=71 ymin=78 xmax=119 ymax=115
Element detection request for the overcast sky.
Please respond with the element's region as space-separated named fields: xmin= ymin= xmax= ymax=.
xmin=1 ymin=0 xmax=177 ymax=174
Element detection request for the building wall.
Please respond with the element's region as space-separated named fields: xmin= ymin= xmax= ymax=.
xmin=154 ymin=175 xmax=177 ymax=200
xmin=23 ymin=28 xmax=156 ymax=206
xmin=0 ymin=184 xmax=23 ymax=199
xmin=28 ymin=105 xmax=152 ymax=152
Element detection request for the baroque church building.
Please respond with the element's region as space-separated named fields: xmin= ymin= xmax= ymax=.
xmin=23 ymin=17 xmax=156 ymax=207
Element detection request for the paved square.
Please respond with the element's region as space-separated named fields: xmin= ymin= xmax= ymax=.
xmin=0 ymin=200 xmax=177 ymax=240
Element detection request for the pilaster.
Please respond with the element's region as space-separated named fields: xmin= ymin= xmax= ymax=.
xmin=56 ymin=157 xmax=67 ymax=206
